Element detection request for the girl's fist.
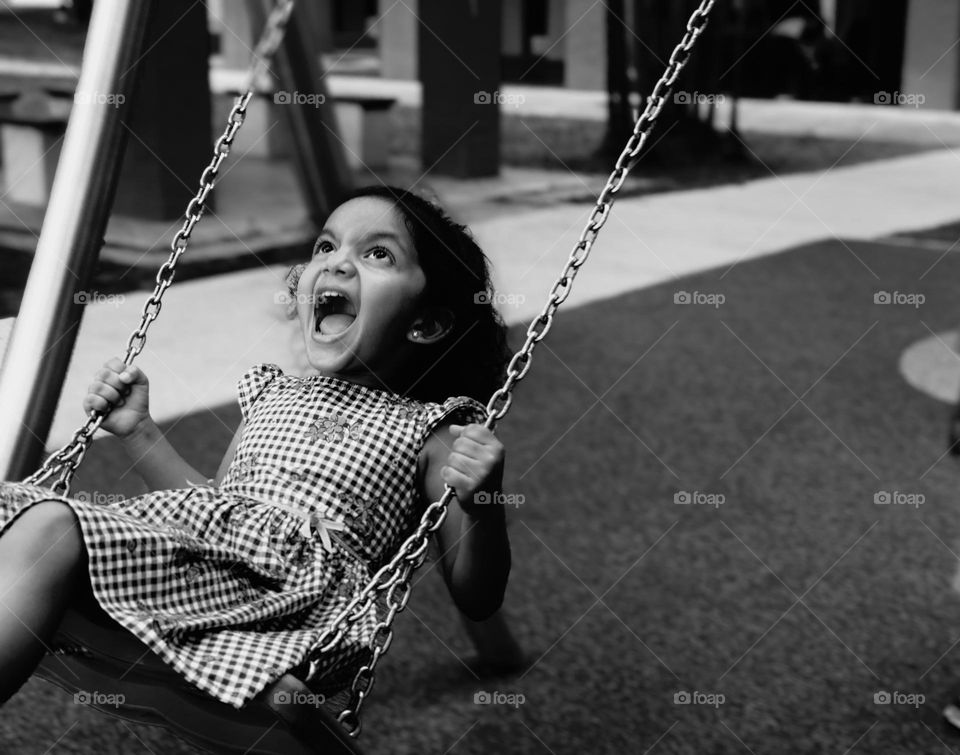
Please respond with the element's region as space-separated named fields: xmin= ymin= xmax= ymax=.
xmin=82 ymin=358 xmax=151 ymax=438
xmin=439 ymin=423 xmax=505 ymax=516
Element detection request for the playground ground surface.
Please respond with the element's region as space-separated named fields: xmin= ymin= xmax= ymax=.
xmin=5 ymin=229 xmax=960 ymax=753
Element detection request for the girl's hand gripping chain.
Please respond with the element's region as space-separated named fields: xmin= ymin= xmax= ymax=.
xmin=440 ymin=423 xmax=505 ymax=516
xmin=83 ymin=358 xmax=152 ymax=439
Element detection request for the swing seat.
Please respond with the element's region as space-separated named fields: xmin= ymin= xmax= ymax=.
xmin=34 ymin=600 xmax=363 ymax=755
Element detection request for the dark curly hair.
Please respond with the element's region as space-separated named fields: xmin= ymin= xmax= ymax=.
xmin=293 ymin=185 xmax=511 ymax=406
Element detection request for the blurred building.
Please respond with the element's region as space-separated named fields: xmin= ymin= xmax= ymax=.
xmin=359 ymin=0 xmax=960 ymax=109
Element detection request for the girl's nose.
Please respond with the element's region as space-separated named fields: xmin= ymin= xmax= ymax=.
xmin=319 ymin=248 xmax=356 ymax=277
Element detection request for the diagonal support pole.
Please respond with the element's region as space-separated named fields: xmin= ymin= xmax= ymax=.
xmin=246 ymin=0 xmax=352 ymax=227
xmin=0 ymin=0 xmax=154 ymax=482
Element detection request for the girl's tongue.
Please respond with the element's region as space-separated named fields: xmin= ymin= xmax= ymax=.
xmin=319 ymin=313 xmax=355 ymax=335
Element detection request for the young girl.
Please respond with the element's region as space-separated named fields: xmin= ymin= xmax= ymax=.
xmin=0 ymin=186 xmax=513 ymax=711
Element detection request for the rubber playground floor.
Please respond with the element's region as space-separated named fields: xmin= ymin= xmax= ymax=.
xmin=3 ymin=228 xmax=960 ymax=754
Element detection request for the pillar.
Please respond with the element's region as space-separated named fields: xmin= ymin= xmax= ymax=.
xmin=378 ymin=0 xmax=419 ymax=80
xmin=563 ymin=0 xmax=605 ymax=90
xmin=113 ymin=0 xmax=212 ymax=219
xmin=419 ymin=0 xmax=501 ymax=177
xmin=902 ymin=0 xmax=960 ymax=109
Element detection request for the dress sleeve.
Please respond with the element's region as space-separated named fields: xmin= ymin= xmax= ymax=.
xmin=418 ymin=395 xmax=490 ymax=444
xmin=418 ymin=396 xmax=490 ymax=564
xmin=236 ymin=363 xmax=284 ymax=422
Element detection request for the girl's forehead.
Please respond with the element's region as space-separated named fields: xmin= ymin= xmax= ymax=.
xmin=323 ymin=196 xmax=410 ymax=241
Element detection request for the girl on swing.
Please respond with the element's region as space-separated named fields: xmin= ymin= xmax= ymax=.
xmin=0 ymin=186 xmax=513 ymax=710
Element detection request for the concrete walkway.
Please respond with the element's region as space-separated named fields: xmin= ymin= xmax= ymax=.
xmin=9 ymin=143 xmax=955 ymax=450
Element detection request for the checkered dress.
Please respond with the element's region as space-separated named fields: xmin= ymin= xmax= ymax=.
xmin=0 ymin=363 xmax=488 ymax=709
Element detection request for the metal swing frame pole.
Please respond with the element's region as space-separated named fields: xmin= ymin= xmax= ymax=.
xmin=245 ymin=0 xmax=352 ymax=224
xmin=0 ymin=0 xmax=154 ymax=482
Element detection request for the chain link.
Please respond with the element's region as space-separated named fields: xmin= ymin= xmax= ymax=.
xmin=308 ymin=0 xmax=717 ymax=735
xmin=23 ymin=0 xmax=296 ymax=494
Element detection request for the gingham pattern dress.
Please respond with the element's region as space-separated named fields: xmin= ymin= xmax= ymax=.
xmin=0 ymin=363 xmax=488 ymax=709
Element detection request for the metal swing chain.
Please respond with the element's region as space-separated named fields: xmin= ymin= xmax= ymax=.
xmin=309 ymin=0 xmax=717 ymax=737
xmin=21 ymin=0 xmax=716 ymax=737
xmin=24 ymin=0 xmax=296 ymax=496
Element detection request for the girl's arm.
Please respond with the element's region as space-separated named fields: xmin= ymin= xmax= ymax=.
xmin=418 ymin=421 xmax=511 ymax=621
xmin=84 ymin=358 xmax=211 ymax=491
xmin=119 ymin=420 xmax=213 ymax=490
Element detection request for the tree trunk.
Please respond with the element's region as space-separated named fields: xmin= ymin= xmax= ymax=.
xmin=599 ymin=0 xmax=737 ymax=167
xmin=599 ymin=0 xmax=633 ymax=159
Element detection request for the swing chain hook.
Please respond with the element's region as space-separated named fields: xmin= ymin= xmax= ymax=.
xmin=22 ymin=0 xmax=296 ymax=496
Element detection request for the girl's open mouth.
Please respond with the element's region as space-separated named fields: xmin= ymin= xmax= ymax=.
xmin=313 ymin=289 xmax=358 ymax=337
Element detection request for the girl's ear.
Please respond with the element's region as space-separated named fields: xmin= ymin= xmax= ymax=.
xmin=407 ymin=307 xmax=455 ymax=344
xmin=284 ymin=263 xmax=306 ymax=320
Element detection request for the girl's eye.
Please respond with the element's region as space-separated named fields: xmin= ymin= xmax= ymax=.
xmin=313 ymin=239 xmax=335 ymax=256
xmin=366 ymin=246 xmax=393 ymax=262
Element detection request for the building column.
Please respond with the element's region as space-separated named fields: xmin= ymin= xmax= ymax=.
xmin=902 ymin=0 xmax=960 ymax=109
xmin=113 ymin=0 xmax=212 ymax=219
xmin=419 ymin=0 xmax=501 ymax=177
xmin=563 ymin=0 xmax=605 ymax=90
xmin=378 ymin=0 xmax=418 ymax=80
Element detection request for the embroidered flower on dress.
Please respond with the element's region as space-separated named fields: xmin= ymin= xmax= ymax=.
xmin=333 ymin=558 xmax=366 ymax=600
xmin=384 ymin=395 xmax=428 ymax=432
xmin=263 ymin=663 xmax=286 ymax=678
xmin=304 ymin=412 xmax=364 ymax=443
xmin=171 ymin=550 xmax=193 ymax=568
xmin=287 ymin=537 xmax=313 ymax=569
xmin=153 ymin=613 xmax=192 ymax=638
xmin=288 ymin=467 xmax=306 ymax=482
xmin=338 ymin=493 xmax=376 ymax=538
xmin=232 ymin=453 xmax=260 ymax=481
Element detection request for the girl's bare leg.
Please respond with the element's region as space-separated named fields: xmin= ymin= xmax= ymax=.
xmin=459 ymin=608 xmax=526 ymax=674
xmin=0 ymin=501 xmax=88 ymax=703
